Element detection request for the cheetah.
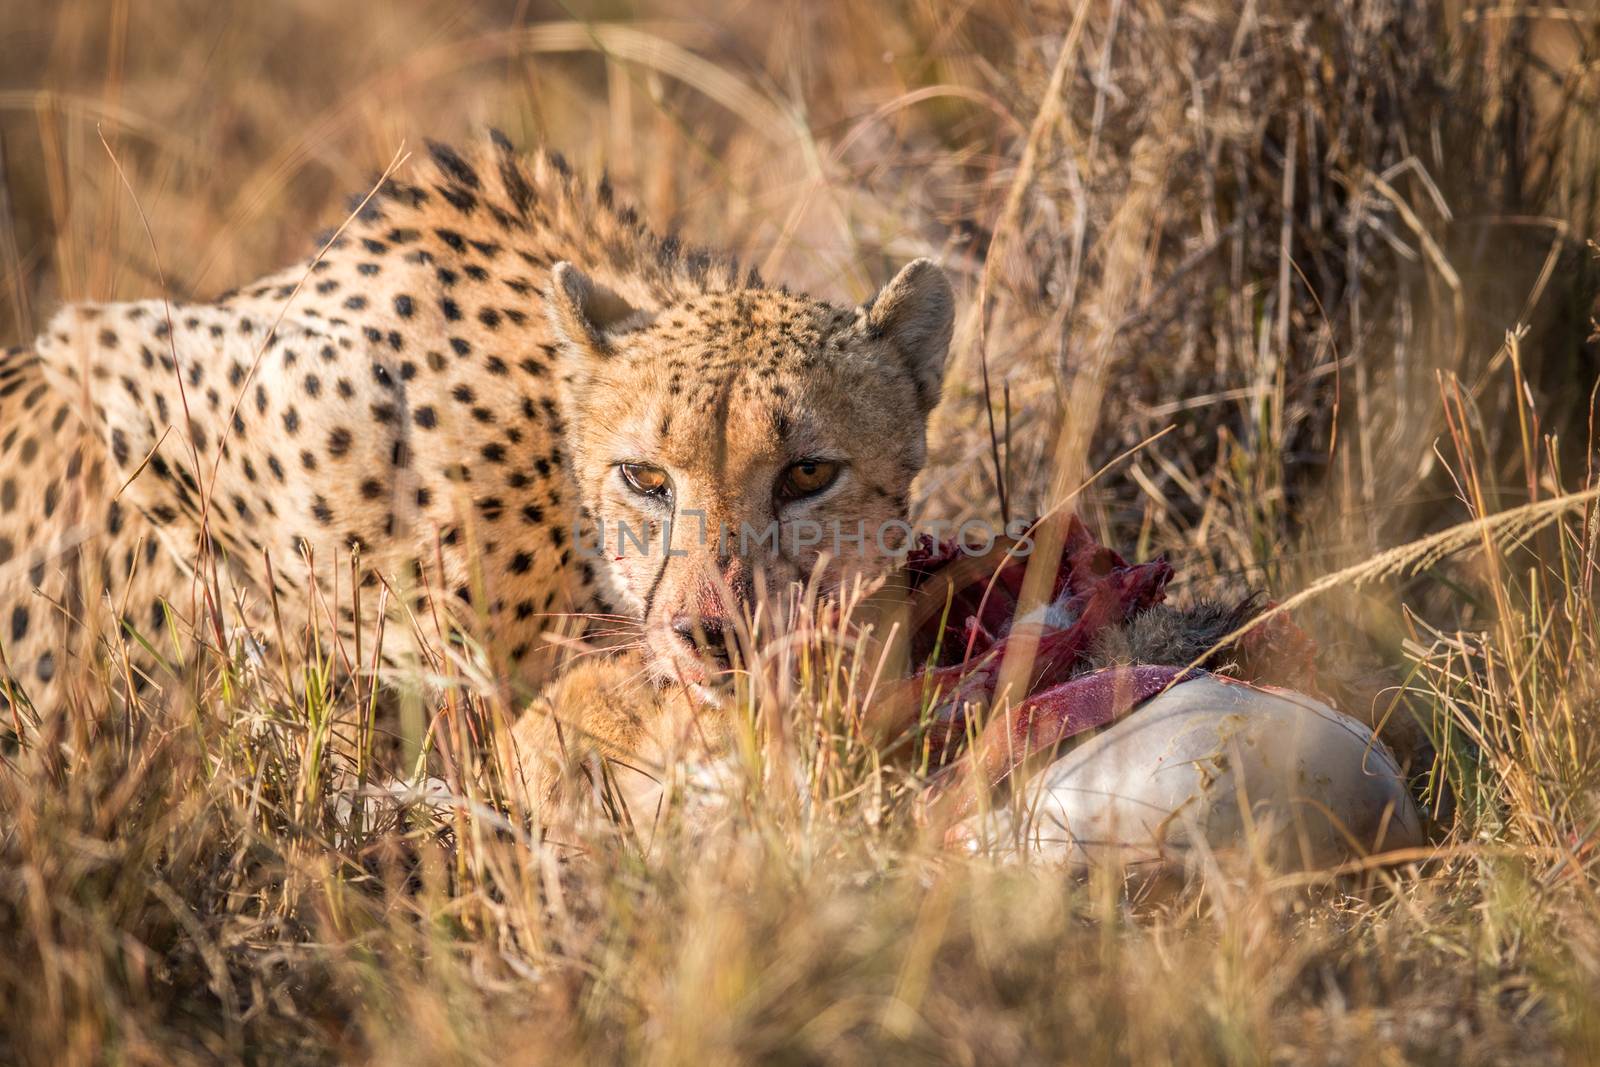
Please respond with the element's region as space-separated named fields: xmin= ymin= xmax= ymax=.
xmin=5 ymin=134 xmax=954 ymax=724
xmin=0 ymin=346 xmax=187 ymax=712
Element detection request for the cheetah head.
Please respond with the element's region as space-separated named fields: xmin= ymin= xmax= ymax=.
xmin=547 ymin=259 xmax=954 ymax=684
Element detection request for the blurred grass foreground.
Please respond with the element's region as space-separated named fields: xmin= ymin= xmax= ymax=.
xmin=6 ymin=1 xmax=1600 ymax=1063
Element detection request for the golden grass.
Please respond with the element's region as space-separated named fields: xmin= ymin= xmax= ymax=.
xmin=5 ymin=0 xmax=1600 ymax=1062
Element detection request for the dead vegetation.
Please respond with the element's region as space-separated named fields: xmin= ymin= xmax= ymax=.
xmin=4 ymin=0 xmax=1600 ymax=1062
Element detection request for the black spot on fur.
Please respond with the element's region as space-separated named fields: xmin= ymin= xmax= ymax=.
xmin=426 ymin=141 xmax=482 ymax=189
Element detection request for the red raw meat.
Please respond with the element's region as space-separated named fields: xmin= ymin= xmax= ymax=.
xmin=866 ymin=515 xmax=1316 ymax=824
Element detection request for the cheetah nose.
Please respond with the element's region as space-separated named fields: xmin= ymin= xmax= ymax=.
xmin=671 ymin=615 xmax=733 ymax=671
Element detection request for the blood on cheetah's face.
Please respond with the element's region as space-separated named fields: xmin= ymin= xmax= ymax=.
xmin=547 ymin=260 xmax=954 ymax=684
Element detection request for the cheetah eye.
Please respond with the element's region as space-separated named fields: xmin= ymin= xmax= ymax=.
xmin=619 ymin=463 xmax=670 ymax=498
xmin=777 ymin=459 xmax=841 ymax=502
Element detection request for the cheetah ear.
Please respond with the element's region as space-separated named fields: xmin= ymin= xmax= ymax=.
xmin=546 ymin=262 xmax=643 ymax=358
xmin=861 ymin=258 xmax=954 ymax=415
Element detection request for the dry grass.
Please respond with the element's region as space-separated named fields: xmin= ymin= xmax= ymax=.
xmin=5 ymin=0 xmax=1600 ymax=1062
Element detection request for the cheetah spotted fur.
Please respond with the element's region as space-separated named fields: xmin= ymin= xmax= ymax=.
xmin=5 ymin=134 xmax=954 ymax=715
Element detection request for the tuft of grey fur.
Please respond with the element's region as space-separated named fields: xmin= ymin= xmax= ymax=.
xmin=1084 ymin=596 xmax=1261 ymax=674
